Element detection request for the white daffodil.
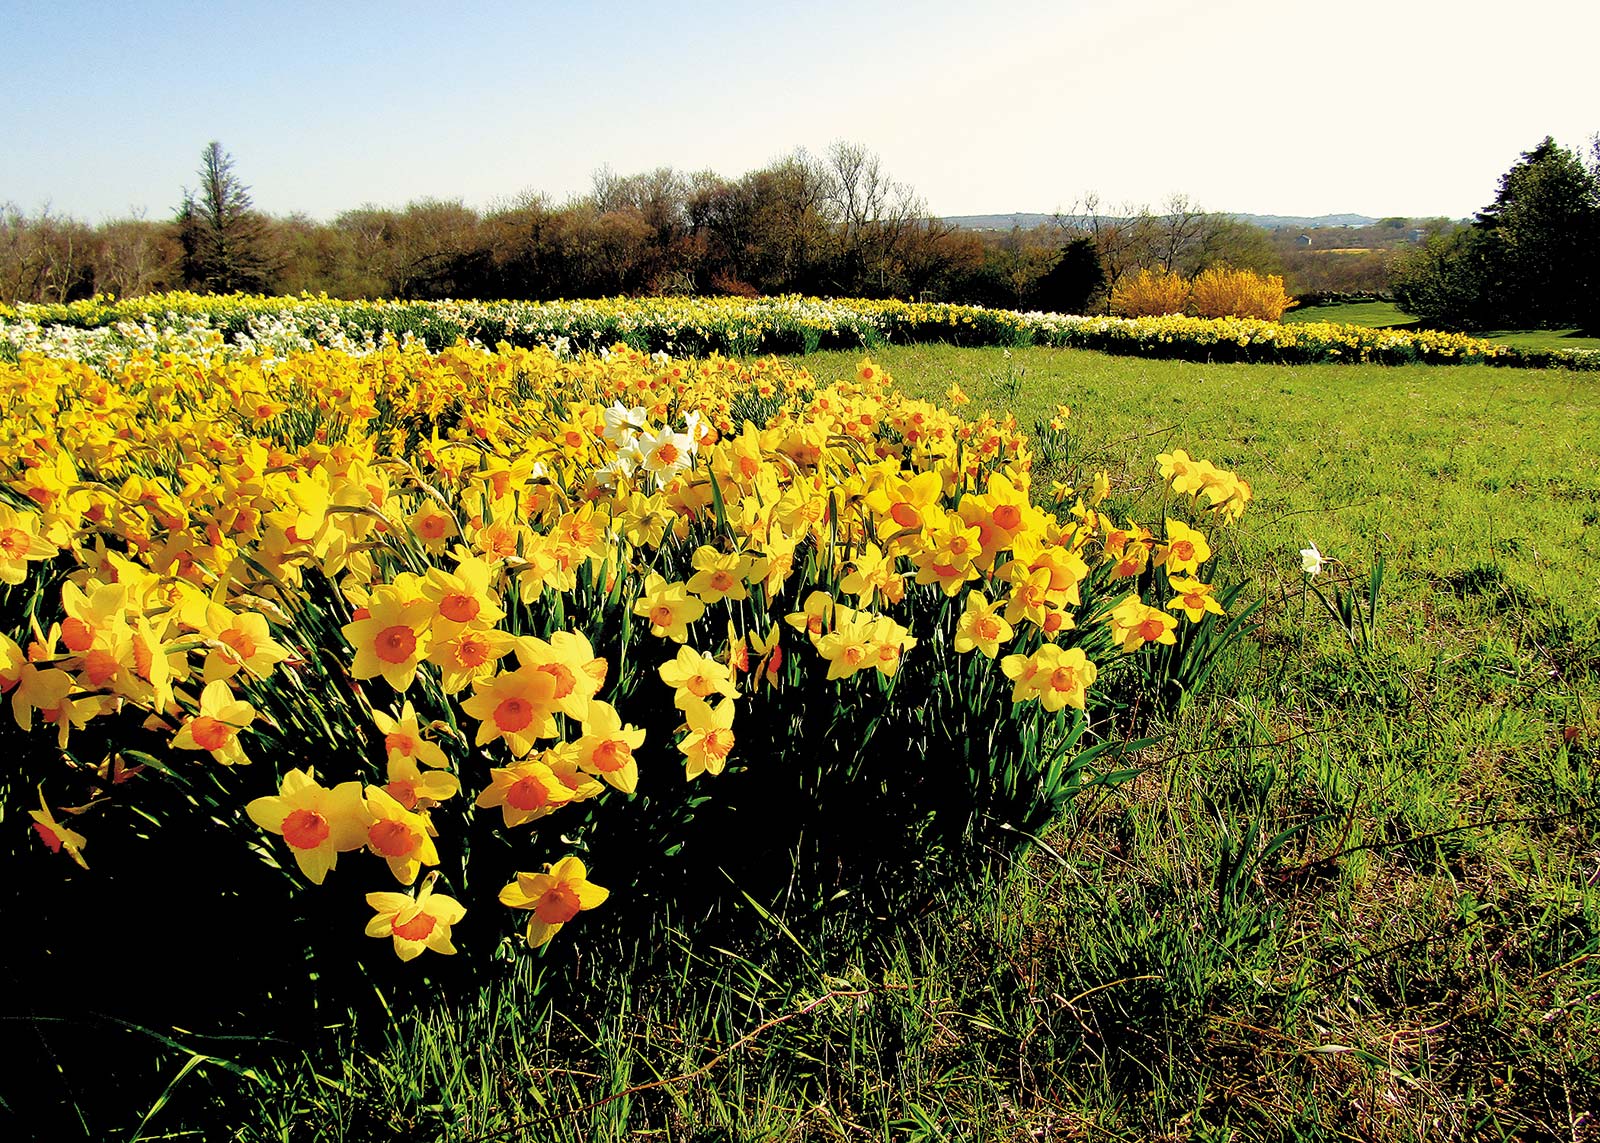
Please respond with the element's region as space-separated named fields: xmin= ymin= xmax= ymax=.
xmin=1300 ymin=541 xmax=1324 ymax=577
xmin=602 ymin=401 xmax=648 ymax=445
xmin=637 ymin=424 xmax=695 ymax=488
xmin=594 ymin=452 xmax=638 ymax=488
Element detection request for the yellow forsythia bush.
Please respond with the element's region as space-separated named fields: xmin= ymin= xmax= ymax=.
xmin=1112 ymin=267 xmax=1293 ymax=321
xmin=1110 ymin=269 xmax=1193 ymax=318
xmin=1189 ymin=267 xmax=1294 ymax=321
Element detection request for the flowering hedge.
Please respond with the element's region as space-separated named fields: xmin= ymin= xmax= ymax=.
xmin=4 ymin=291 xmax=1591 ymax=368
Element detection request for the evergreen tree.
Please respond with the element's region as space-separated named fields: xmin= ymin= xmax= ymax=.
xmin=1031 ymin=237 xmax=1106 ymax=315
xmin=1473 ymin=136 xmax=1599 ymax=328
xmin=1392 ymin=136 xmax=1599 ymax=331
xmin=176 ymin=142 xmax=274 ymax=294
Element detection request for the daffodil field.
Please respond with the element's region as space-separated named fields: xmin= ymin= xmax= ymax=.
xmin=8 ymin=289 xmax=1596 ymax=368
xmin=2 ymin=324 xmax=1263 ymax=1007
xmin=6 ymin=301 xmax=1596 ymax=1140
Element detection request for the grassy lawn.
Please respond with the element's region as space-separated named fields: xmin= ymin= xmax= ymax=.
xmin=84 ymin=347 xmax=1600 ymax=1141
xmin=1479 ymin=327 xmax=1600 ymax=352
xmin=1285 ymin=301 xmax=1419 ymax=330
xmin=1286 ymin=301 xmax=1600 ymax=353
xmin=808 ymin=345 xmax=1600 ymax=621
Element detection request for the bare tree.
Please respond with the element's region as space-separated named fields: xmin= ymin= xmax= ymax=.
xmin=0 ymin=203 xmax=96 ymax=302
xmin=820 ymin=142 xmax=928 ymax=294
xmin=590 ymin=166 xmax=689 ymax=242
xmin=1 ymin=202 xmax=49 ymax=301
xmin=697 ymin=150 xmax=834 ymax=294
xmin=1057 ymin=192 xmax=1153 ymax=304
xmin=1152 ymin=193 xmax=1208 ymax=273
xmin=589 ymin=165 xmax=626 ymax=213
xmin=92 ymin=210 xmax=175 ymax=298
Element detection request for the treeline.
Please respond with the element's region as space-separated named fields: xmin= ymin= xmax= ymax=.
xmin=1392 ymin=136 xmax=1600 ymax=332
xmin=1271 ymin=217 xmax=1460 ymax=298
xmin=0 ymin=140 xmax=1422 ymax=310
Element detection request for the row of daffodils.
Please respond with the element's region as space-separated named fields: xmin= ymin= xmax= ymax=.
xmin=3 ymin=338 xmax=1250 ymax=963
xmin=1 ymin=290 xmax=1573 ymax=368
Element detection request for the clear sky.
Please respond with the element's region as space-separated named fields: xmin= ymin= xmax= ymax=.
xmin=3 ymin=0 xmax=1595 ymax=223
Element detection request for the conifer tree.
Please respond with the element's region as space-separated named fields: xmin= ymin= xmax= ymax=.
xmin=176 ymin=141 xmax=274 ymax=293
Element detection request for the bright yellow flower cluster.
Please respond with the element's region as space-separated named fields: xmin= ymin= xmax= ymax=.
xmin=1029 ymin=311 xmax=1507 ymax=364
xmin=1111 ymin=267 xmax=1294 ymax=321
xmin=0 ymin=339 xmax=1246 ymax=961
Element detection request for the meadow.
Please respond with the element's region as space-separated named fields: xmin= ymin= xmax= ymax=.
xmin=1 ymin=316 xmax=1596 ymax=1142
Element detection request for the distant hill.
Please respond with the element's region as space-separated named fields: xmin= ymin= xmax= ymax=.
xmin=942 ymin=211 xmax=1382 ymax=232
xmin=941 ymin=213 xmax=1058 ymax=231
xmin=1229 ymin=212 xmax=1379 ymax=230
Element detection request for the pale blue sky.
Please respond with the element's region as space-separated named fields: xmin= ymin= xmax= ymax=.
xmin=3 ymin=0 xmax=1596 ymax=222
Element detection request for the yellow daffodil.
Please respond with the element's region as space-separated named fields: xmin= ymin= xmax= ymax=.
xmin=632 ymin=573 xmax=705 ymax=643
xmin=246 ymin=768 xmax=371 ymax=885
xmin=839 ymin=542 xmax=906 ymax=606
xmin=784 ymin=589 xmax=836 ymax=641
xmin=574 ymin=698 xmax=646 ymax=794
xmin=544 ymin=741 xmax=606 ymax=802
xmin=427 ymin=620 xmax=515 ymax=694
xmin=362 ymin=785 xmax=439 ymax=885
xmin=409 ymin=500 xmax=459 ymax=554
xmin=1109 ymin=598 xmax=1180 ymax=653
xmin=383 ymin=749 xmax=460 ymax=811
xmin=1166 ymin=577 xmax=1226 ymax=623
xmin=373 ymin=701 xmax=451 ymax=769
xmin=954 ymin=593 xmax=1014 ymax=658
xmin=29 ymin=789 xmax=88 ymax=869
xmin=498 ymin=856 xmax=610 ymax=948
xmin=1160 ymin=519 xmax=1212 ymax=577
xmin=658 ymin=644 xmax=738 ymax=709
xmin=1156 ymin=448 xmax=1205 ymax=495
xmin=513 ymin=630 xmax=607 ymax=720
xmin=861 ymin=616 xmax=914 ymax=678
xmin=685 ymin=546 xmax=752 ymax=604
xmin=342 ymin=590 xmax=434 ymax=691
xmin=0 ymin=503 xmax=58 ymax=584
xmin=170 ymin=678 xmax=255 ymax=765
xmin=459 ymin=667 xmax=561 ymax=757
xmin=811 ymin=619 xmax=866 ymax=681
xmin=200 ymin=604 xmax=289 ymax=683
xmin=727 ymin=621 xmax=783 ymax=692
xmin=420 ymin=558 xmax=504 ymax=628
xmin=475 ymin=756 xmax=574 ymax=827
xmin=1000 ymin=644 xmax=1097 ymax=711
xmin=678 ymin=696 xmax=735 ymax=779
xmin=9 ymin=662 xmax=74 ymax=734
xmin=366 ymin=874 xmax=466 ymax=961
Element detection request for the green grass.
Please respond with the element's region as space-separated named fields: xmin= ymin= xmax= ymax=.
xmin=1287 ymin=301 xmax=1600 ymax=353
xmin=47 ymin=347 xmax=1600 ymax=1142
xmin=809 ymin=346 xmax=1600 ymax=622
xmin=1285 ymin=301 xmax=1419 ymax=330
xmin=1478 ymin=328 xmax=1600 ymax=352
